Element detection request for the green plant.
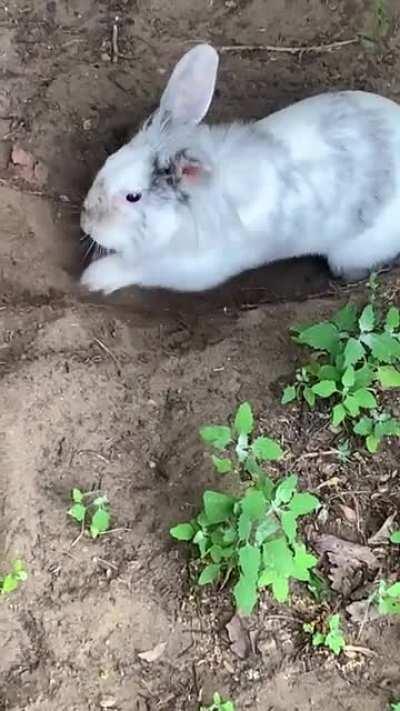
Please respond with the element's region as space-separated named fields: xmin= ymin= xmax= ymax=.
xmin=68 ymin=488 xmax=111 ymax=538
xmin=0 ymin=560 xmax=28 ymax=595
xmin=200 ymin=692 xmax=235 ymax=711
xmin=304 ymin=613 xmax=346 ymax=655
xmin=390 ymin=702 xmax=400 ymax=711
xmin=390 ymin=530 xmax=400 ymax=544
xmin=375 ymin=580 xmax=400 ymax=615
xmin=200 ymin=401 xmax=283 ymax=484
xmin=282 ymin=294 xmax=400 ymax=453
xmin=170 ymin=404 xmax=320 ymax=615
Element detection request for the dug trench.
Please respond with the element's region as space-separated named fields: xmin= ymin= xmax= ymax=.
xmin=1 ymin=1 xmax=400 ymax=710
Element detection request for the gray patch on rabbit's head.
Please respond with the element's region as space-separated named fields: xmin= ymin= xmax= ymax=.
xmin=150 ymin=152 xmax=190 ymax=204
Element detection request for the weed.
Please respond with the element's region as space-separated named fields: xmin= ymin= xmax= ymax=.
xmin=68 ymin=488 xmax=111 ymax=538
xmin=390 ymin=703 xmax=400 ymax=711
xmin=282 ymin=290 xmax=400 ymax=453
xmin=0 ymin=560 xmax=28 ymax=595
xmin=171 ymin=403 xmax=320 ymax=615
xmin=200 ymin=400 xmax=283 ymax=484
xmin=390 ymin=530 xmax=400 ymax=544
xmin=304 ymin=613 xmax=346 ymax=655
xmin=200 ymin=692 xmax=235 ymax=711
xmin=375 ymin=580 xmax=400 ymax=615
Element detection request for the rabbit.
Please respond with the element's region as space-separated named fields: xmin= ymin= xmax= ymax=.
xmin=80 ymin=43 xmax=400 ymax=295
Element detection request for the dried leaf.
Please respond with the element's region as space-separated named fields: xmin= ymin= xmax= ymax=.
xmin=338 ymin=504 xmax=357 ymax=524
xmin=312 ymin=533 xmax=378 ymax=594
xmin=368 ymin=513 xmax=397 ymax=545
xmin=225 ymin=613 xmax=250 ymax=659
xmin=346 ymin=599 xmax=380 ymax=625
xmin=137 ymin=641 xmax=167 ymax=663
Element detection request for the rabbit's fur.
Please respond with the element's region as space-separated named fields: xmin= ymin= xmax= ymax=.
xmin=81 ymin=44 xmax=400 ymax=294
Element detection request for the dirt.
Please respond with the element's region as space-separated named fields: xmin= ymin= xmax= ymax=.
xmin=1 ymin=1 xmax=400 ymax=709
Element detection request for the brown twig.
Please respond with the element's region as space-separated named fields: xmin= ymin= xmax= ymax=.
xmin=218 ymin=38 xmax=359 ymax=54
xmin=112 ymin=17 xmax=120 ymax=63
xmin=93 ymin=337 xmax=121 ymax=376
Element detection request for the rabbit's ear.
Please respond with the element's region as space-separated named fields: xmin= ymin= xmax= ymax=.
xmin=159 ymin=44 xmax=219 ymax=126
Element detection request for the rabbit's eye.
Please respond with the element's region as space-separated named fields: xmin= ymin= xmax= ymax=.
xmin=126 ymin=192 xmax=142 ymax=203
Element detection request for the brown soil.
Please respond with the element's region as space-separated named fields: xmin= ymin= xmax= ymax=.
xmin=1 ymin=1 xmax=400 ymax=709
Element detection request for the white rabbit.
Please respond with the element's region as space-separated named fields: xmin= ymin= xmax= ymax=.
xmin=80 ymin=43 xmax=400 ymax=294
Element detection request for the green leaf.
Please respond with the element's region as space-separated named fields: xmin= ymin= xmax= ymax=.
xmin=233 ymin=574 xmax=258 ymax=615
xmin=303 ymin=386 xmax=316 ymax=408
xmin=362 ymin=333 xmax=400 ymax=362
xmin=199 ymin=425 xmax=232 ymax=450
xmin=274 ymin=474 xmax=298 ymax=506
xmin=374 ymin=419 xmax=400 ymax=438
xmin=281 ymin=511 xmax=297 ymax=543
xmin=1 ymin=574 xmax=19 ymax=594
xmin=333 ymin=303 xmax=358 ymax=332
xmin=241 ymin=489 xmax=266 ymax=521
xmin=353 ymin=363 xmax=375 ymax=388
xmin=359 ymin=304 xmax=375 ymax=332
xmin=281 ymin=384 xmax=297 ymax=404
xmin=390 ymin=531 xmax=400 ymax=544
xmin=318 ymin=365 xmax=340 ymax=381
xmin=353 ymin=416 xmax=373 ymax=436
xmin=296 ymin=322 xmax=340 ymax=354
xmin=343 ymin=338 xmax=365 ymax=368
xmin=209 ymin=545 xmax=224 ymax=563
xmin=292 ymin=543 xmax=318 ymax=581
xmin=238 ymin=512 xmax=252 ymax=542
xmin=377 ymin=365 xmax=400 ymax=389
xmin=343 ymin=394 xmax=360 ymax=417
xmin=203 ymin=491 xmax=235 ymax=524
xmin=325 ymin=631 xmax=345 ymax=655
xmin=234 ymin=402 xmax=254 ymax=436
xmin=198 ymin=563 xmax=220 ymax=586
xmin=254 ymin=516 xmax=280 ymax=546
xmin=193 ymin=530 xmax=208 ymax=557
xmin=312 ymin=632 xmax=325 ymax=647
xmin=251 ymin=436 xmax=283 ymax=461
xmin=68 ymin=503 xmax=86 ymax=523
xmin=342 ymin=366 xmax=355 ymax=389
xmin=90 ymin=507 xmax=110 ymax=537
xmin=239 ymin=544 xmax=261 ymax=581
xmin=352 ymin=388 xmax=377 ymax=409
xmin=332 ymin=404 xmax=347 ymax=428
xmin=72 ymin=488 xmax=83 ymax=503
xmin=366 ymin=433 xmax=380 ymax=453
xmin=170 ymin=523 xmax=194 ymax=541
xmin=289 ymin=492 xmax=320 ymax=516
xmin=263 ymin=537 xmax=294 ymax=577
xmin=311 ymin=380 xmax=337 ymax=398
xmin=211 ymin=456 xmax=233 ymax=474
xmin=386 ymin=582 xmax=400 ymax=598
xmin=271 ymin=574 xmax=290 ymax=602
xmin=385 ymin=306 xmax=400 ymax=331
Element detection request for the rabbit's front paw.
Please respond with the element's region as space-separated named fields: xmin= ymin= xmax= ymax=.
xmin=80 ymin=254 xmax=135 ymax=294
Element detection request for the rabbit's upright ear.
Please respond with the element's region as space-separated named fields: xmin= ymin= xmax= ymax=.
xmin=159 ymin=44 xmax=219 ymax=126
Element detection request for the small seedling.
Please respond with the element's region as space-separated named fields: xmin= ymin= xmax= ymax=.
xmin=282 ymin=291 xmax=400 ymax=453
xmin=200 ymin=692 xmax=235 ymax=711
xmin=68 ymin=488 xmax=111 ymax=538
xmin=200 ymin=401 xmax=283 ymax=484
xmin=375 ymin=580 xmax=400 ymax=616
xmin=0 ymin=560 xmax=28 ymax=595
xmin=390 ymin=702 xmax=400 ymax=711
xmin=171 ymin=404 xmax=320 ymax=615
xmin=304 ymin=613 xmax=346 ymax=656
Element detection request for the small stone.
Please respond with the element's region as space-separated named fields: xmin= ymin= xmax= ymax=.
xmin=33 ymin=160 xmax=49 ymax=186
xmin=101 ymin=52 xmax=111 ymax=62
xmin=11 ymin=144 xmax=35 ymax=169
xmin=82 ymin=118 xmax=92 ymax=131
xmin=99 ymin=696 xmax=117 ymax=709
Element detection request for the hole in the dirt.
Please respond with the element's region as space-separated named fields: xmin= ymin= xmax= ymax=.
xmin=80 ymin=256 xmax=333 ymax=319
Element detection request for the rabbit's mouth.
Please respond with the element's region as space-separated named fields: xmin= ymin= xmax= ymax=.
xmin=80 ymin=234 xmax=116 ymax=262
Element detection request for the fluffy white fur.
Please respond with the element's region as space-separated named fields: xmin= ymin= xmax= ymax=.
xmin=81 ymin=44 xmax=400 ymax=294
